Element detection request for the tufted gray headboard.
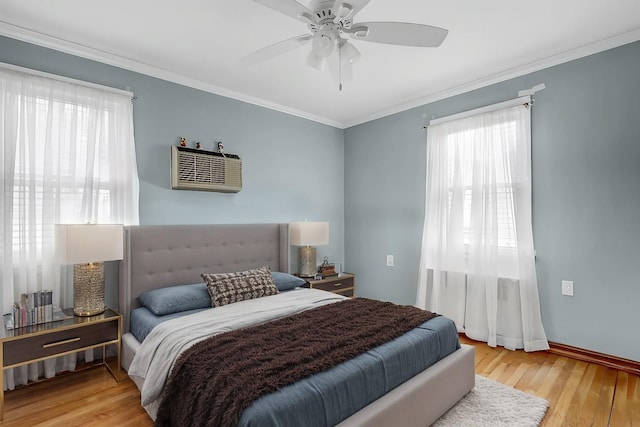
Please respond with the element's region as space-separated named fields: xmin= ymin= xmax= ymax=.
xmin=118 ymin=223 xmax=289 ymax=332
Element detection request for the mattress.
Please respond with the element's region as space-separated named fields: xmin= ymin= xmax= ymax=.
xmin=128 ymin=289 xmax=460 ymax=426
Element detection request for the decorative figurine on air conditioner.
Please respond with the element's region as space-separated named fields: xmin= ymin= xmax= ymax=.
xmin=217 ymin=141 xmax=226 ymax=157
xmin=179 ymin=137 xmax=186 ymax=147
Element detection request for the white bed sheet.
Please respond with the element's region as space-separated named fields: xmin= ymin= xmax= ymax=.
xmin=127 ymin=288 xmax=345 ymax=412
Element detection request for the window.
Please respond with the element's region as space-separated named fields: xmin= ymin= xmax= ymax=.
xmin=421 ymin=98 xmax=534 ymax=279
xmin=418 ymin=98 xmax=549 ymax=352
xmin=11 ymin=96 xmax=115 ymax=260
xmin=1 ymin=66 xmax=139 ymax=313
xmin=446 ymin=121 xmax=518 ymax=248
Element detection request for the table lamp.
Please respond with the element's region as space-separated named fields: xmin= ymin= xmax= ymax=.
xmin=289 ymin=221 xmax=329 ymax=277
xmin=55 ymin=224 xmax=124 ymax=316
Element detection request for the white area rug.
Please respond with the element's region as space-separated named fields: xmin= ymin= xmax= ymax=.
xmin=432 ymin=375 xmax=549 ymax=426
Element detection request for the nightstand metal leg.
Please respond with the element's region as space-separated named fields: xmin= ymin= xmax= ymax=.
xmin=0 ymin=378 xmax=4 ymax=421
xmin=1 ymin=344 xmax=4 ymax=421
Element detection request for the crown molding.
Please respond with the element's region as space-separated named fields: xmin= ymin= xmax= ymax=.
xmin=343 ymin=28 xmax=640 ymax=128
xmin=0 ymin=21 xmax=343 ymax=129
xmin=2 ymin=21 xmax=639 ymax=130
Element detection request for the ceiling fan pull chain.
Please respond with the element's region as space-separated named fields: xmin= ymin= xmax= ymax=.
xmin=339 ymin=45 xmax=343 ymax=91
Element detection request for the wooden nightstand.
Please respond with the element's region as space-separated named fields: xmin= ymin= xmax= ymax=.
xmin=0 ymin=308 xmax=121 ymax=420
xmin=303 ymin=273 xmax=355 ymax=297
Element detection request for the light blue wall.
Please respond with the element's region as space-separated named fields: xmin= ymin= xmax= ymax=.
xmin=345 ymin=41 xmax=640 ymax=362
xmin=0 ymin=35 xmax=345 ymax=306
xmin=3 ymin=34 xmax=639 ymax=361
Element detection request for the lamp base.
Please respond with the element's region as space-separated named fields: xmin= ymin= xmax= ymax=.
xmin=298 ymin=246 xmax=317 ymax=277
xmin=73 ymin=262 xmax=106 ymax=317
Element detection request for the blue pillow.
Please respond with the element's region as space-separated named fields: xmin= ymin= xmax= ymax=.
xmin=138 ymin=283 xmax=211 ymax=315
xmin=271 ymin=272 xmax=306 ymax=291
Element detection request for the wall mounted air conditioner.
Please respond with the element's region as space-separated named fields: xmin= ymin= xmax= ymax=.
xmin=171 ymin=146 xmax=242 ymax=193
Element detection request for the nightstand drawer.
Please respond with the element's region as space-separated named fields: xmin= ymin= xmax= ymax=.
xmin=312 ymin=276 xmax=353 ymax=292
xmin=3 ymin=320 xmax=118 ymax=367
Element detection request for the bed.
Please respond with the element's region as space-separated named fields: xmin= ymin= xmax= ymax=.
xmin=118 ymin=223 xmax=475 ymax=426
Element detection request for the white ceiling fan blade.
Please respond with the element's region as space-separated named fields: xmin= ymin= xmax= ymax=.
xmin=240 ymin=35 xmax=312 ymax=66
xmin=351 ymin=22 xmax=448 ymax=47
xmin=346 ymin=0 xmax=371 ymax=16
xmin=331 ymin=0 xmax=371 ymax=22
xmin=251 ymin=0 xmax=315 ymax=23
xmin=330 ymin=0 xmax=342 ymax=17
xmin=330 ymin=0 xmax=352 ymax=21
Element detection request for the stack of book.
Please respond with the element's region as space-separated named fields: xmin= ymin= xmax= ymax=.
xmin=11 ymin=290 xmax=54 ymax=328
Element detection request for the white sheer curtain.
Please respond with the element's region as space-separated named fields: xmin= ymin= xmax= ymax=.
xmin=0 ymin=66 xmax=140 ymax=389
xmin=417 ymin=97 xmax=548 ymax=352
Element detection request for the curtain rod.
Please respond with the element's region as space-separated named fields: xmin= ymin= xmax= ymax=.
xmin=426 ymin=96 xmax=531 ymax=128
xmin=0 ymin=61 xmax=134 ymax=98
xmin=421 ymin=83 xmax=546 ymax=130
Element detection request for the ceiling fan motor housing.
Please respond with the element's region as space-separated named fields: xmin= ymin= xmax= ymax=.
xmin=307 ymin=2 xmax=353 ymax=32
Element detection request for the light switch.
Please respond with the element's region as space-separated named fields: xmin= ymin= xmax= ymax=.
xmin=386 ymin=255 xmax=394 ymax=267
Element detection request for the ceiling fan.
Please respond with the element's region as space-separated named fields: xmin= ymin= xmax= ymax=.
xmin=242 ymin=0 xmax=448 ymax=90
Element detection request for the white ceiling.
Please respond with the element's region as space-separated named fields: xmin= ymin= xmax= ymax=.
xmin=1 ymin=0 xmax=639 ymax=128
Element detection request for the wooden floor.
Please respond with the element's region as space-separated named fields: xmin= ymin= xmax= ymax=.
xmin=1 ymin=339 xmax=638 ymax=426
xmin=459 ymin=336 xmax=640 ymax=427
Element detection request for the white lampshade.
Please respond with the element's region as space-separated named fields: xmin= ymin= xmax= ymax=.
xmin=55 ymin=224 xmax=124 ymax=264
xmin=290 ymin=221 xmax=329 ymax=247
xmin=306 ymin=50 xmax=327 ymax=71
xmin=341 ymin=41 xmax=361 ymax=65
xmin=311 ymin=25 xmax=337 ymax=58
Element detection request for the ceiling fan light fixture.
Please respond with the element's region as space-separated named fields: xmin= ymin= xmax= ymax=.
xmin=306 ymin=50 xmax=327 ymax=71
xmin=312 ymin=24 xmax=338 ymax=57
xmin=247 ymin=0 xmax=450 ymax=90
xmin=340 ymin=41 xmax=361 ymax=65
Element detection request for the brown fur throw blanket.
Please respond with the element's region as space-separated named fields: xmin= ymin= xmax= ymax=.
xmin=155 ymin=297 xmax=437 ymax=427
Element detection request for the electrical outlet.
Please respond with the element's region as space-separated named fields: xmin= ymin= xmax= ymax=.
xmin=561 ymin=280 xmax=574 ymax=296
xmin=386 ymin=255 xmax=394 ymax=267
